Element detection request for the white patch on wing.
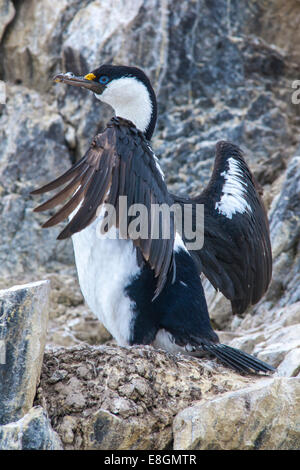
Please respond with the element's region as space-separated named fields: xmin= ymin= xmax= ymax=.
xmin=174 ymin=232 xmax=189 ymax=254
xmin=146 ymin=143 xmax=165 ymax=180
xmin=152 ymin=329 xmax=196 ymax=355
xmin=153 ymin=155 xmax=164 ymax=179
xmin=96 ymin=76 xmax=152 ymax=134
xmin=215 ymin=157 xmax=252 ymax=219
xmin=71 ymin=210 xmax=140 ymax=346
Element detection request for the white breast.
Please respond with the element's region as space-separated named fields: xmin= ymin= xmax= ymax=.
xmin=71 ymin=215 xmax=140 ymax=346
xmin=70 ymin=205 xmax=186 ymax=347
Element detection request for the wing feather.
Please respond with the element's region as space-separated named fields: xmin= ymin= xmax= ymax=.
xmin=41 ymin=166 xmax=95 ymax=227
xmin=174 ymin=141 xmax=272 ymax=314
xmin=31 ymin=118 xmax=175 ymax=298
xmin=31 ymin=156 xmax=87 ymax=194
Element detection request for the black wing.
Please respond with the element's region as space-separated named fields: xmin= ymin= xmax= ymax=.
xmin=31 ymin=117 xmax=175 ymax=299
xmin=174 ymin=141 xmax=272 ymax=314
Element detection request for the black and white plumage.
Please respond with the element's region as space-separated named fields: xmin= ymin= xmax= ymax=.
xmin=31 ymin=64 xmax=274 ymax=374
xmin=174 ymin=140 xmax=272 ymax=315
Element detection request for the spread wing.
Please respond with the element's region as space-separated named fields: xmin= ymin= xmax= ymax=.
xmin=174 ymin=141 xmax=272 ymax=314
xmin=31 ymin=118 xmax=175 ymax=299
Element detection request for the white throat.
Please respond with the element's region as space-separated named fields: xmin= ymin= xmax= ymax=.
xmin=95 ymin=77 xmax=153 ymax=134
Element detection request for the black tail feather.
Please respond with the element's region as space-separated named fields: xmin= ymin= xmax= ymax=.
xmin=202 ymin=343 xmax=275 ymax=374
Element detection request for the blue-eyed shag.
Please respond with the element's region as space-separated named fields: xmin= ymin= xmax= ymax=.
xmin=31 ymin=65 xmax=274 ymax=374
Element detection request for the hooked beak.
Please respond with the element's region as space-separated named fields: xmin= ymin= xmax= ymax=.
xmin=53 ymin=72 xmax=104 ymax=94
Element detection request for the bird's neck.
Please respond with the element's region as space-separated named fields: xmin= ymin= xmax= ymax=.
xmin=96 ymin=77 xmax=157 ymax=140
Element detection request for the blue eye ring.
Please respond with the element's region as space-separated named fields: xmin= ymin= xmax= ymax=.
xmin=99 ymin=75 xmax=109 ymax=84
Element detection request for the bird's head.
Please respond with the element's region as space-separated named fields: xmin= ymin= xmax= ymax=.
xmin=54 ymin=64 xmax=157 ymax=140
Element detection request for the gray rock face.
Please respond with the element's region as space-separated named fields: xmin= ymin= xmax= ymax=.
xmin=0 ymin=85 xmax=74 ymax=278
xmin=0 ymin=281 xmax=50 ymax=424
xmin=268 ymin=155 xmax=300 ymax=307
xmin=0 ymin=406 xmax=63 ymax=450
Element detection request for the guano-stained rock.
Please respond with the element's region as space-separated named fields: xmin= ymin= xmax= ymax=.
xmin=36 ymin=345 xmax=257 ymax=450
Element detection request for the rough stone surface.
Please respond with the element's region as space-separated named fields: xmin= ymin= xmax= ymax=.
xmin=0 ymin=85 xmax=74 ymax=278
xmin=173 ymin=377 xmax=300 ymax=450
xmin=0 ymin=281 xmax=50 ymax=424
xmin=0 ymin=406 xmax=63 ymax=450
xmin=36 ymin=345 xmax=262 ymax=450
xmin=268 ymin=155 xmax=300 ymax=307
xmin=227 ymin=301 xmax=300 ymax=374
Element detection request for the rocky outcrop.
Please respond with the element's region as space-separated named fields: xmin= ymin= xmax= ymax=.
xmin=0 ymin=281 xmax=299 ymax=451
xmin=268 ymin=155 xmax=300 ymax=307
xmin=0 ymin=85 xmax=74 ymax=278
xmin=173 ymin=377 xmax=300 ymax=450
xmin=36 ymin=344 xmax=264 ymax=450
xmin=36 ymin=346 xmax=299 ymax=450
xmin=0 ymin=281 xmax=50 ymax=425
xmin=0 ymin=406 xmax=63 ymax=450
